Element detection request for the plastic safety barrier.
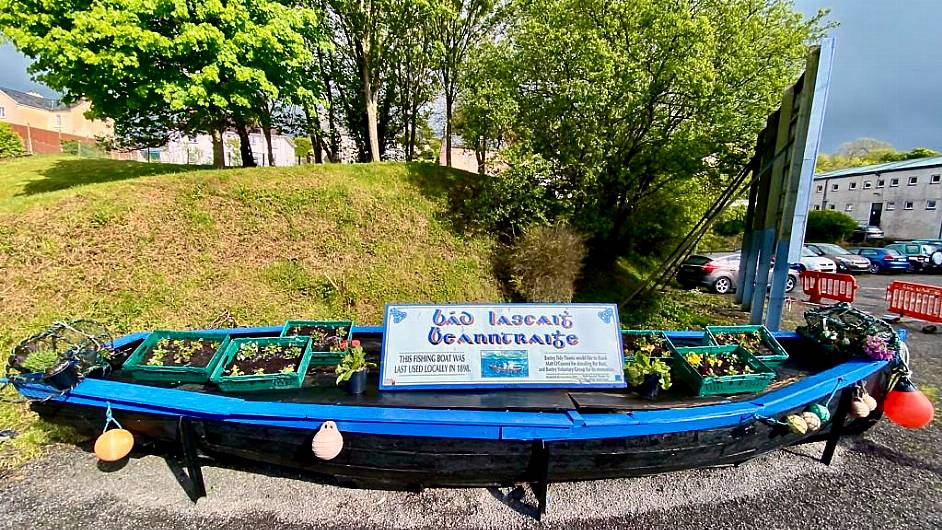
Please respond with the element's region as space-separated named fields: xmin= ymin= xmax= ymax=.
xmin=800 ymin=271 xmax=858 ymax=304
xmin=886 ymin=281 xmax=942 ymax=324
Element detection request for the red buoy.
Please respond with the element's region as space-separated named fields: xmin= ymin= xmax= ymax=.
xmin=884 ymin=378 xmax=935 ymax=429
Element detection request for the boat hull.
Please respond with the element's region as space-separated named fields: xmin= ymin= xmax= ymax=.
xmin=29 ymin=366 xmax=887 ymax=489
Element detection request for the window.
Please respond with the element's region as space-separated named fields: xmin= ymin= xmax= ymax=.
xmin=849 ymin=182 xmax=858 ymax=190
xmin=832 ymin=183 xmax=839 ymax=191
xmin=829 ymin=204 xmax=835 ymax=210
xmin=877 ymin=179 xmax=885 ymax=188
xmin=864 ymin=181 xmax=872 ymax=189
xmin=891 ymin=178 xmax=900 ymax=187
xmin=0 ymin=106 xmax=5 ymax=119
xmin=909 ymin=176 xmax=918 ymax=186
xmin=904 ymin=201 xmax=914 ymax=210
xmin=932 ymin=174 xmax=941 ymax=184
xmin=55 ymin=114 xmax=62 ymax=129
xmin=814 ymin=205 xmax=820 ymax=210
xmin=816 ymin=184 xmax=824 ymax=192
xmin=886 ymin=201 xmax=896 ymax=211
xmin=928 ymin=200 xmax=938 ymax=210
xmin=845 ymin=203 xmax=854 ymax=212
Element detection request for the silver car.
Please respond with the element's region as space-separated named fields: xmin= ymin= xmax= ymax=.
xmin=677 ymin=252 xmax=798 ymax=295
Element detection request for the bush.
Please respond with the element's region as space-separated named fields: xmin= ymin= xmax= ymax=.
xmin=509 ymin=223 xmax=587 ymax=302
xmin=713 ymin=205 xmax=747 ymax=236
xmin=60 ymin=139 xmax=80 ymax=155
xmin=0 ymin=123 xmax=24 ymax=158
xmin=806 ymin=210 xmax=858 ymax=242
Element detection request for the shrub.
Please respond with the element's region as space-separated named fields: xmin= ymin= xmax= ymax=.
xmin=713 ymin=205 xmax=747 ymax=236
xmin=0 ymin=123 xmax=24 ymax=158
xmin=509 ymin=223 xmax=587 ymax=302
xmin=60 ymin=139 xmax=80 ymax=155
xmin=806 ymin=210 xmax=858 ymax=242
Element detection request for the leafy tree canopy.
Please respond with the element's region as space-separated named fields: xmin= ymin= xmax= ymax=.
xmin=816 ymin=138 xmax=941 ymax=172
xmin=481 ymin=0 xmax=826 ymax=254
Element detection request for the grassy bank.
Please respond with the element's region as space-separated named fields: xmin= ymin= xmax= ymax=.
xmin=0 ymin=155 xmax=502 ymax=469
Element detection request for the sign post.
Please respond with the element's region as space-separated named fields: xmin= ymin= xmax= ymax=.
xmin=379 ymin=303 xmax=625 ymax=390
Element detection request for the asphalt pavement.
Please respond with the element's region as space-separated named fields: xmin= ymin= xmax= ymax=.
xmin=0 ymin=273 xmax=939 ymax=530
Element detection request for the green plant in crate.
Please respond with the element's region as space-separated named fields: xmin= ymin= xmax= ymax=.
xmin=335 ymin=340 xmax=376 ymax=385
xmin=624 ymin=353 xmax=672 ymax=390
xmin=684 ymin=351 xmax=754 ymax=377
xmin=623 ymin=333 xmax=672 ymax=358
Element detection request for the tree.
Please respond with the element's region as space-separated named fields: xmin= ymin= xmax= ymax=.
xmin=0 ymin=0 xmax=325 ymax=168
xmin=497 ymin=0 xmax=825 ymax=256
xmin=454 ymin=43 xmax=517 ymax=175
xmin=434 ymin=0 xmax=498 ymax=167
xmin=0 ymin=122 xmax=24 ymax=158
xmin=816 ymin=138 xmax=941 ymax=172
xmin=805 ymin=210 xmax=857 ymax=243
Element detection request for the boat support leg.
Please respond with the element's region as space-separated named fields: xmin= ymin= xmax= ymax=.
xmin=821 ymin=388 xmax=853 ymax=465
xmin=177 ymin=416 xmax=207 ymax=501
xmin=528 ymin=440 xmax=550 ymax=520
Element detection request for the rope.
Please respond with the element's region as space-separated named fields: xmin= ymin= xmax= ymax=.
xmin=103 ymin=402 xmax=123 ymax=433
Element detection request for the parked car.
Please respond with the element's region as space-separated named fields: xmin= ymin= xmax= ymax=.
xmin=677 ymin=253 xmax=799 ymax=295
xmin=797 ymin=246 xmax=837 ymax=273
xmin=848 ymin=247 xmax=910 ymax=274
xmin=851 ymin=225 xmax=885 ymax=241
xmin=884 ymin=243 xmax=932 ymax=272
xmin=805 ymin=243 xmax=871 ymax=273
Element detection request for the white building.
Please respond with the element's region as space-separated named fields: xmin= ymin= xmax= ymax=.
xmin=153 ymin=130 xmax=297 ymax=167
xmin=811 ymin=156 xmax=942 ymax=240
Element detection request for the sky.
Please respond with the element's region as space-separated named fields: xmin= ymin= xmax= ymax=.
xmin=1 ymin=1 xmax=941 ymax=154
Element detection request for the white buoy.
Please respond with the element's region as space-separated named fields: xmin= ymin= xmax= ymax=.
xmin=312 ymin=421 xmax=344 ymax=460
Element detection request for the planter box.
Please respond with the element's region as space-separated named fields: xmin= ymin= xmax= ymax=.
xmin=280 ymin=320 xmax=354 ymax=366
xmin=210 ymin=336 xmax=314 ymax=392
xmin=672 ymin=345 xmax=775 ymax=397
xmin=122 ymin=330 xmax=230 ymax=383
xmin=622 ymin=329 xmax=678 ymax=365
xmin=704 ymin=325 xmax=789 ymax=367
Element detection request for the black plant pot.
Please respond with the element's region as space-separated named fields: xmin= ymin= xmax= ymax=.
xmin=43 ymin=359 xmax=80 ymax=390
xmin=344 ymin=369 xmax=368 ymax=395
xmin=637 ymin=374 xmax=661 ymax=400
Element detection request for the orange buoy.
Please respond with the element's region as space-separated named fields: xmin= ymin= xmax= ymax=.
xmin=311 ymin=421 xmax=343 ymax=460
xmin=94 ymin=428 xmax=134 ymax=462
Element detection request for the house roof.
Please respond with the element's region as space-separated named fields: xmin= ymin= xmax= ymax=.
xmin=814 ymin=156 xmax=942 ymax=180
xmin=0 ymin=87 xmax=73 ymax=111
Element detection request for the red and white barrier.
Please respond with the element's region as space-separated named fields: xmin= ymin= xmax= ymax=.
xmin=886 ymin=281 xmax=942 ymax=324
xmin=800 ymin=271 xmax=858 ymax=305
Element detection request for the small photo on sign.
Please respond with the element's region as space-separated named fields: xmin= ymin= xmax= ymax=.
xmin=480 ymin=350 xmax=529 ymax=378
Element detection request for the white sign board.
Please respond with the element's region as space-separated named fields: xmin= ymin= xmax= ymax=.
xmin=379 ymin=303 xmax=625 ymax=390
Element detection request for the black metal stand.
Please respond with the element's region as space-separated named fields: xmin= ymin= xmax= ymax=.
xmin=528 ymin=440 xmax=550 ymax=520
xmin=177 ymin=416 xmax=207 ymax=501
xmin=821 ymin=388 xmax=853 ymax=465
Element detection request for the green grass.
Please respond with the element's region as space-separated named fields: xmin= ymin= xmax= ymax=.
xmin=0 ymin=155 xmax=501 ymax=469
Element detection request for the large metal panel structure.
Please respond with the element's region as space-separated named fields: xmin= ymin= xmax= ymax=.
xmin=736 ymin=39 xmax=834 ymax=330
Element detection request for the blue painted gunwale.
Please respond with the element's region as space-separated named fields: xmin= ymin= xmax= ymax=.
xmin=11 ymin=327 xmax=888 ymax=442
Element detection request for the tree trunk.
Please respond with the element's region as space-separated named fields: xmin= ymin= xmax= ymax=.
xmin=409 ymin=103 xmax=418 ymax=161
xmin=262 ymin=122 xmax=275 ymax=167
xmin=444 ymin=87 xmax=453 ymax=167
xmin=211 ymin=127 xmax=225 ymax=168
xmin=362 ymin=45 xmax=380 ymax=162
xmin=234 ymin=120 xmax=256 ymax=167
xmin=304 ymin=106 xmax=323 ymax=164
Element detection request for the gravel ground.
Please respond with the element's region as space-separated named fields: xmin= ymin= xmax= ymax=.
xmin=1 ymin=274 xmax=940 ymax=530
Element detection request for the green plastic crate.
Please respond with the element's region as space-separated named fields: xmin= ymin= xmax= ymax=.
xmin=122 ymin=330 xmax=231 ymax=383
xmin=621 ymin=329 xmax=677 ymax=365
xmin=672 ymin=344 xmax=775 ymax=397
xmin=210 ymin=336 xmax=314 ymax=392
xmin=704 ymin=324 xmax=789 ymax=367
xmin=280 ymin=320 xmax=354 ymax=366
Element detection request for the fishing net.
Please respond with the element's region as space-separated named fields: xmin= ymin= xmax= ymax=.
xmin=796 ymin=303 xmax=901 ymax=362
xmin=6 ymin=320 xmax=114 ymax=381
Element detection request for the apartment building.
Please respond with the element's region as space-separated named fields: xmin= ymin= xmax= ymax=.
xmin=811 ymin=156 xmax=942 ymax=239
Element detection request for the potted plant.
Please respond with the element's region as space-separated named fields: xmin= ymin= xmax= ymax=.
xmin=624 ymin=352 xmax=672 ymax=400
xmin=335 ymin=340 xmax=375 ymax=395
xmin=622 ymin=330 xmax=675 ymax=362
xmin=122 ymin=331 xmax=230 ymax=383
xmin=209 ymin=336 xmax=313 ymax=392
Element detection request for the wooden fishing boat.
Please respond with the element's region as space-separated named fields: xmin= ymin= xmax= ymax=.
xmin=6 ymin=323 xmax=896 ymax=516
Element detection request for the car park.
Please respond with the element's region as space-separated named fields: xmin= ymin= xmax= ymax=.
xmin=884 ymin=243 xmax=932 ymax=272
xmin=797 ymin=246 xmax=837 ymax=272
xmin=677 ymin=253 xmax=799 ymax=294
xmin=848 ymin=247 xmax=910 ymax=274
xmin=805 ymin=243 xmax=871 ymax=273
xmin=896 ymin=241 xmax=942 ymax=272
